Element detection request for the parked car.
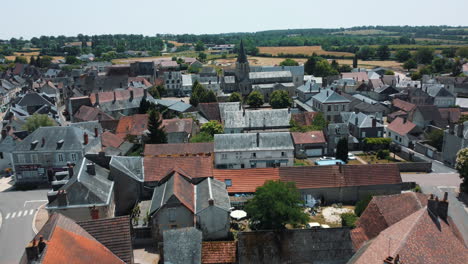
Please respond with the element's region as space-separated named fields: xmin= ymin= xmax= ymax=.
xmin=348 ymin=153 xmax=356 ymax=160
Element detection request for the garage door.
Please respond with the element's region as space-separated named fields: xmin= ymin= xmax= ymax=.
xmin=306 ymin=148 xmax=322 ymax=157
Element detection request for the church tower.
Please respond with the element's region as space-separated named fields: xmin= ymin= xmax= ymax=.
xmin=235 ymin=40 xmax=251 ymax=95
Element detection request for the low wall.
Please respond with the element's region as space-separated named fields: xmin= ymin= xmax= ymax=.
xmin=397 ymin=162 xmax=432 ymax=172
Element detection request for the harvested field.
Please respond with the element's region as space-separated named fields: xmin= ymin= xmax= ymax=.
xmin=258 ymin=46 xmax=353 ymax=57
xmin=167 ymin=40 xmax=191 ymax=47
xmin=214 ymin=56 xmax=307 ymax=67
xmin=332 ymin=29 xmax=397 ymax=35
xmin=13 ymin=51 xmax=40 ymax=56
xmin=6 ymin=55 xmax=64 ymax=63
xmin=335 ymin=59 xmax=403 ymax=69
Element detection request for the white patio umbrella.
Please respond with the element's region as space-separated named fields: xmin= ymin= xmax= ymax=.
xmin=230 ymin=210 xmax=247 ymax=220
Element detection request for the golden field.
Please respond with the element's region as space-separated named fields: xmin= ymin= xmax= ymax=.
xmin=258 ymin=46 xmax=354 ymax=57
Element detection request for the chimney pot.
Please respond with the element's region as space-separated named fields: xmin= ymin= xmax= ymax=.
xmin=94 ymin=127 xmax=98 ymax=137
xmin=83 ymin=132 xmax=89 ymax=145
xmin=86 ymin=163 xmax=96 ymax=175
xmin=208 ymin=199 xmax=214 ymax=206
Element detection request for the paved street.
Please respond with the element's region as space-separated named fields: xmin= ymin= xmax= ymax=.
xmin=400 ymin=146 xmax=456 ymax=173
xmin=0 ymin=189 xmax=48 ymax=264
xmin=402 ymin=172 xmax=468 ymax=247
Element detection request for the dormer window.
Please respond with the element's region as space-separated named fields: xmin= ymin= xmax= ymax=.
xmin=56 ymin=139 xmax=64 ymax=149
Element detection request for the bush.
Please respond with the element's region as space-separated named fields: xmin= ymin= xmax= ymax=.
xmin=354 ymin=195 xmax=373 ymax=216
xmin=376 ymin=149 xmax=390 ymax=159
xmin=363 ymin=137 xmax=391 ymax=151
xmin=412 ymin=185 xmax=422 ymax=193
xmin=341 ymin=213 xmax=358 ymax=228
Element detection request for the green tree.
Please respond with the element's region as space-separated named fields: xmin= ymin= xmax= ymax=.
xmin=330 ymin=59 xmax=339 ymax=70
xmin=314 ymin=60 xmax=339 ymax=77
xmin=38 ymin=56 xmax=53 ymax=68
xmin=339 ymin=64 xmax=352 ymax=73
xmin=357 ymin=46 xmax=375 ymax=60
xmin=269 ymin=90 xmax=291 ymax=109
xmin=195 ymin=41 xmax=205 ymax=51
xmin=411 ymin=71 xmax=422 ymax=80
xmin=201 ymin=121 xmax=223 ymax=136
xmin=442 ymin=48 xmax=457 ymax=58
xmin=15 ymin=56 xmax=27 ymax=64
xmin=456 ymin=148 xmax=468 ymax=193
xmin=189 ymin=132 xmax=214 ymax=143
xmin=311 ymin=112 xmax=327 ymax=130
xmin=352 ymin=54 xmax=358 ymax=68
xmin=246 ymin=91 xmax=264 ymax=108
xmin=139 ymin=99 xmax=154 ymax=114
xmin=29 ymin=56 xmax=36 ymax=66
xmin=197 ymin=52 xmax=207 ymax=62
xmin=395 ymin=49 xmax=412 ymax=62
xmin=65 ymin=56 xmax=79 ymax=65
xmin=23 ymin=114 xmax=55 ymax=132
xmin=428 ymin=129 xmax=444 ymax=151
xmin=376 ymin=45 xmax=390 ymax=60
xmin=456 ymin=47 xmax=468 ymax=59
xmin=432 ymin=57 xmax=449 ymax=73
xmin=304 ymin=54 xmax=322 ymax=75
xmin=146 ymin=109 xmax=167 ymax=144
xmin=414 ymin=47 xmax=434 ymax=64
xmin=245 ymin=180 xmax=308 ymax=230
xmin=452 ymin=57 xmax=464 ymax=77
xmin=354 ymin=194 xmax=373 ymax=216
xmin=403 ymin=59 xmax=417 ymax=72
xmin=335 ymin=137 xmax=348 ymax=162
xmin=279 ymin=58 xmax=299 ymax=66
xmin=384 ymin=70 xmax=395 ymax=75
xmin=148 ymin=85 xmax=160 ymax=99
xmin=190 ymin=81 xmax=216 ymax=106
xmin=228 ymin=92 xmax=242 ymax=102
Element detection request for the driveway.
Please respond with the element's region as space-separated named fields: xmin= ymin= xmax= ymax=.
xmin=0 ymin=189 xmax=48 ymax=264
xmin=402 ymin=172 xmax=468 ymax=247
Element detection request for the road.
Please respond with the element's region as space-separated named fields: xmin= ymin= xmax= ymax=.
xmin=402 ymin=173 xmax=468 ymax=247
xmin=400 ymin=146 xmax=456 ymax=173
xmin=0 ymin=189 xmax=48 ymax=264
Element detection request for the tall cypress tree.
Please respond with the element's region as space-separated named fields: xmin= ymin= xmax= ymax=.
xmin=146 ymin=109 xmax=167 ymax=144
xmin=336 ymin=137 xmax=349 ymax=162
xmin=353 ymin=54 xmax=358 ymax=69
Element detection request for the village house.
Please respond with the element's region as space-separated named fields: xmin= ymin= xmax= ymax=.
xmin=442 ymin=122 xmax=468 ymax=166
xmin=223 ymin=108 xmax=291 ymax=133
xmin=46 ymin=158 xmax=114 ymax=221
xmin=295 ymin=79 xmax=321 ymax=102
xmin=307 ymin=88 xmax=350 ymax=123
xmin=73 ymin=105 xmax=115 ymax=123
xmin=144 ymin=142 xmax=214 ymax=157
xmin=162 ymin=118 xmax=198 ymax=143
xmin=214 ymin=132 xmax=294 ymax=169
xmin=326 ymin=122 xmax=355 ymax=155
xmin=341 ymin=112 xmax=384 ymax=140
xmin=386 ymin=117 xmax=422 ymax=147
xmin=291 ymin=131 xmax=327 ymax=158
xmin=423 ymin=84 xmax=456 ymax=107
xmin=12 ymin=126 xmax=102 ymax=186
xmin=408 ymin=105 xmax=446 ymax=128
xmin=87 ymin=87 xmax=150 ymax=118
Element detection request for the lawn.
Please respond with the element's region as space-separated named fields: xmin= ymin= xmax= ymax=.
xmin=357 ymin=154 xmax=405 ymax=164
xmin=294 ymin=158 xmax=313 ymax=166
xmin=258 ymin=46 xmax=354 ymax=57
xmin=347 ymin=159 xmax=364 ymax=165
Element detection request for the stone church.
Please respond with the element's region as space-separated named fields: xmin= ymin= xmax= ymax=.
xmin=221 ymin=40 xmax=304 ymax=101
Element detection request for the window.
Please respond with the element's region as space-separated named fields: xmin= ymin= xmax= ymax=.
xmin=71 ymin=153 xmax=78 ymax=161
xmin=342 ymin=105 xmax=345 ymax=111
xmin=224 ymin=179 xmax=232 ymax=187
xmin=170 ymin=224 xmax=178 ymax=229
xmin=221 ymin=153 xmax=227 ymax=160
xmin=58 ymin=153 xmax=64 ymax=162
xmin=31 ymin=154 xmax=39 ymax=164
xmin=327 ymin=105 xmax=331 ymax=111
xmin=281 ymin=152 xmax=286 ymax=157
xmin=388 ymin=132 xmax=391 ymax=137
xmin=168 ymin=208 xmax=176 ymax=222
xmin=251 ymin=152 xmax=256 ymax=158
xmin=235 ymin=152 xmax=241 ymax=159
xmin=377 ymin=131 xmax=382 ymax=137
xmin=17 ymin=154 xmax=26 ymax=163
xmin=361 ymin=132 xmax=366 ymax=138
xmin=334 ymin=105 xmax=338 ymax=111
xmin=0 ymin=152 xmax=3 ymax=159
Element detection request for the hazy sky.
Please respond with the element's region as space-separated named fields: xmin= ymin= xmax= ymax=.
xmin=2 ymin=0 xmax=467 ymax=39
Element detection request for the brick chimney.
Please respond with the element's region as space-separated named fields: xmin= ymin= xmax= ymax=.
xmin=25 ymin=239 xmax=39 ymax=261
xmin=41 ymin=137 xmax=45 ymax=147
xmin=94 ymin=127 xmax=99 ymax=137
xmin=113 ymin=91 xmax=116 ymax=103
xmin=83 ymin=132 xmax=88 ymax=145
xmin=1 ymin=129 xmax=6 ymax=139
xmin=94 ymin=92 xmax=100 ymax=106
xmin=428 ymin=192 xmax=449 ymax=221
xmin=129 ymin=90 xmax=134 ymax=101
xmin=208 ymin=199 xmax=214 ymax=206
xmin=383 ymin=254 xmax=401 ymax=264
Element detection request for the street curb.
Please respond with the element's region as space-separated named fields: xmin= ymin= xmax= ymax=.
xmin=0 ymin=211 xmax=2 ymax=231
xmin=32 ymin=203 xmax=47 ymax=234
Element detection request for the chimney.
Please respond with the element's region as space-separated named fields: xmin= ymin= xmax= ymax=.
xmin=372 ymin=117 xmax=376 ymax=128
xmin=403 ymin=117 xmax=407 ymax=124
xmin=25 ymin=239 xmax=39 ymax=261
xmin=437 ymin=192 xmax=449 ymax=221
xmin=1 ymin=129 xmax=6 ymax=139
xmin=95 ymin=92 xmax=100 ymax=106
xmin=129 ymin=90 xmax=134 ymax=101
xmin=41 ymin=137 xmax=45 ymax=147
xmin=355 ymin=117 xmax=358 ymax=126
xmin=208 ymin=199 xmax=214 ymax=206
xmin=86 ymin=163 xmax=96 ymax=175
xmin=83 ymin=132 xmax=89 ymax=145
xmin=143 ymin=88 xmax=148 ymax=99
xmin=326 ymin=90 xmax=329 ymax=97
xmin=67 ymin=163 xmax=74 ymax=178
xmin=113 ymin=91 xmax=116 ymax=103
xmin=383 ymin=255 xmax=400 ymax=264
xmin=243 ymin=108 xmax=245 ymax=116
xmin=94 ymin=127 xmax=99 ymax=137
xmin=47 ymin=190 xmax=58 ymax=203
xmin=57 ymin=190 xmax=68 ymax=207
xmin=256 ymin=133 xmax=260 ymax=147
xmin=449 ymin=123 xmax=455 ymax=135
xmin=457 ymin=123 xmax=464 ymax=137
xmin=38 ymin=236 xmax=46 ymax=254
xmin=239 ymin=102 xmax=242 ymax=111
xmin=56 ymin=139 xmax=64 ymax=149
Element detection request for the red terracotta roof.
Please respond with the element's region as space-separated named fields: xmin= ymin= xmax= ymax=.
xmin=115 ymin=114 xmax=148 ymax=137
xmin=144 ymin=142 xmax=214 ymax=156
xmin=387 ymin=110 xmax=407 ymax=119
xmin=291 ymin=131 xmax=326 ymax=144
xmin=212 ymin=168 xmax=280 ymax=193
xmin=144 ymin=156 xmax=213 ymax=182
xmin=90 ymin=88 xmax=145 ymax=105
xmin=77 ymin=216 xmax=133 ymax=264
xmin=291 ymin=112 xmax=319 ymax=127
xmin=101 ymin=131 xmax=124 ymax=149
xmin=162 ymin=118 xmax=193 ymax=134
xmin=439 ymin=107 xmax=461 ymax=123
xmin=202 ymin=241 xmax=237 ymax=264
xmin=74 ymin=105 xmax=114 ymax=122
xmin=279 ymin=164 xmax=401 ymax=189
xmin=128 ymin=77 xmax=152 ymax=87
xmin=341 ymin=72 xmax=369 ymax=82
xmin=387 ymin=117 xmax=418 ymax=136
xmin=173 ymin=173 xmax=195 ymax=212
xmin=392 ymin=98 xmax=416 ymax=112
xmin=42 ymin=226 xmax=124 ymax=264
xmin=350 ymin=208 xmax=468 ymax=264
xmin=350 ymin=227 xmax=368 ymax=251
xmin=355 ymin=192 xmax=428 ymax=242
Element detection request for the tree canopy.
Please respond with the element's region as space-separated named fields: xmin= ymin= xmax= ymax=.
xmin=246 ymin=91 xmax=264 ymax=108
xmin=228 ymin=92 xmax=242 ymax=102
xmin=23 ymin=114 xmax=55 ymax=132
xmin=146 ymin=109 xmax=167 ymax=144
xmin=245 ymin=180 xmax=309 ymax=230
xmin=456 ymin=148 xmax=468 ymax=193
xmin=376 ymin=45 xmax=390 ymax=60
xmin=190 ymin=81 xmax=217 ymax=106
xmin=279 ymin=58 xmax=299 ymax=66
xmin=200 ymin=121 xmax=223 ymax=136
xmin=269 ymin=90 xmax=291 ymax=109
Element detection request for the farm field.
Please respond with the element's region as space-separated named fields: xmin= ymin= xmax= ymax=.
xmin=332 ymin=29 xmax=397 ymax=35
xmin=335 ymin=59 xmax=403 ymax=69
xmin=258 ymin=46 xmax=354 ymax=57
xmin=6 ymin=55 xmax=64 ymax=63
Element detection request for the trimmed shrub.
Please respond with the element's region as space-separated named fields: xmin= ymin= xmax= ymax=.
xmin=354 ymin=195 xmax=373 ymax=216
xmin=341 ymin=213 xmax=358 ymax=228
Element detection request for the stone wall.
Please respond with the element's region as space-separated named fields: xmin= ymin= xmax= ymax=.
xmin=397 ymin=162 xmax=432 ymax=172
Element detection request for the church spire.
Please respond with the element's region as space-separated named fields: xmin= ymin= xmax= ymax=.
xmin=237 ymin=39 xmax=248 ymax=63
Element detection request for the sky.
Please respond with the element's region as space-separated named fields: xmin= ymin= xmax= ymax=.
xmin=2 ymin=0 xmax=468 ymax=39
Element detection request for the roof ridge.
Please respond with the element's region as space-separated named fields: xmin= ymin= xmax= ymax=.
xmin=385 ymin=208 xmax=426 ymax=257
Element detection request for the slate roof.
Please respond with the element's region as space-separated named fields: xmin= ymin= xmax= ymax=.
xmin=74 ymin=105 xmax=115 ymax=122
xmin=212 ymin=168 xmax=280 ymax=193
xmin=144 ymin=156 xmax=213 ymax=182
xmin=214 ymin=132 xmax=294 ymax=152
xmin=115 ymin=114 xmax=148 ymax=137
xmin=249 ymin=71 xmax=292 ymax=79
xmin=279 ymin=164 xmax=402 ymax=189
xmin=250 ymin=65 xmax=304 ymax=76
xmin=47 ymin=159 xmax=113 ymax=209
xmin=162 ymin=118 xmax=193 ymax=134
xmin=219 ymin=102 xmax=241 ymax=121
xmin=341 ymin=112 xmax=383 ymax=128
xmin=393 ymin=98 xmax=416 ymax=112
xmin=296 ymin=79 xmax=321 ymax=93
xmin=110 ymin=156 xmax=144 ymax=182
xmin=223 ymin=109 xmax=291 ymax=129
xmin=410 ymin=105 xmax=445 ymax=127
xmin=20 ymin=213 xmax=124 ymax=264
xmin=355 ymin=193 xmax=428 ymax=241
xmin=196 ymin=177 xmax=230 ymax=213
xmin=144 ymin=142 xmax=214 ymax=156
xmin=163 ymin=228 xmax=202 ymax=264
xmin=14 ymin=126 xmax=97 ymax=152
xmin=424 ymin=84 xmax=455 ymax=98
xmin=197 ymin=103 xmax=221 ymax=122
xmin=387 ymin=117 xmax=418 ymax=136
xmin=202 ymin=241 xmax=237 ymax=264
xmin=77 ymin=216 xmax=133 ymax=264
xmin=349 ymin=207 xmax=468 ymax=264
xmin=17 ymin=92 xmax=53 ymax=107
xmin=291 ymin=131 xmax=326 ymax=144
xmin=312 ymin=89 xmax=350 ymax=104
